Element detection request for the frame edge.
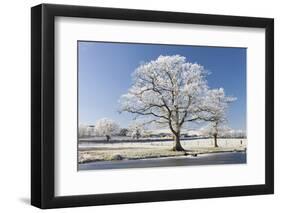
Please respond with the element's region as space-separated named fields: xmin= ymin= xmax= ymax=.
xmin=31 ymin=3 xmax=275 ymax=209
xmin=265 ymin=18 xmax=274 ymax=194
xmin=31 ymin=4 xmax=43 ymax=208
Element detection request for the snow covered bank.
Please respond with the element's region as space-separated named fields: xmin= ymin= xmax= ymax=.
xmin=78 ymin=138 xmax=247 ymax=163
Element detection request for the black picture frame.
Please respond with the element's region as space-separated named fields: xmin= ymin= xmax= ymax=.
xmin=31 ymin=3 xmax=274 ymax=209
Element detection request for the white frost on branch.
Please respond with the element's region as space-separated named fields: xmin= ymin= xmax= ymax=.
xmin=200 ymin=124 xmax=231 ymax=137
xmin=197 ymin=88 xmax=236 ymax=146
xmin=119 ymin=55 xmax=239 ymax=150
xmin=127 ymin=122 xmax=146 ymax=139
xmin=197 ymin=88 xmax=236 ymax=124
xmin=119 ymin=55 xmax=208 ymax=137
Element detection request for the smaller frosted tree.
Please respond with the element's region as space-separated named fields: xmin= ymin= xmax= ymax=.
xmin=200 ymin=124 xmax=231 ymax=146
xmin=127 ymin=122 xmax=145 ymax=139
xmin=94 ymin=118 xmax=120 ymax=141
xmin=197 ymin=88 xmax=236 ymax=147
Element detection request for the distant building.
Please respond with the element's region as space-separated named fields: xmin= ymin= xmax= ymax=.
xmin=78 ymin=124 xmax=95 ymax=137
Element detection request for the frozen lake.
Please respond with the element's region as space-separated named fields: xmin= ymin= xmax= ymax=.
xmin=78 ymin=151 xmax=246 ymax=170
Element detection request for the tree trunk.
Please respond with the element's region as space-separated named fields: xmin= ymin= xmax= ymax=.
xmin=213 ymin=133 xmax=218 ymax=147
xmin=172 ymin=133 xmax=185 ymax=151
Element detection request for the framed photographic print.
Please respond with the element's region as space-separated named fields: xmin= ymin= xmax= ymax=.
xmin=31 ymin=3 xmax=274 ymax=209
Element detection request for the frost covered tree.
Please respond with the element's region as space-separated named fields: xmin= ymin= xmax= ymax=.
xmin=127 ymin=122 xmax=145 ymax=139
xmin=197 ymin=88 xmax=236 ymax=147
xmin=120 ymin=55 xmax=208 ymax=151
xmin=200 ymin=124 xmax=231 ymax=146
xmin=94 ymin=118 xmax=120 ymax=141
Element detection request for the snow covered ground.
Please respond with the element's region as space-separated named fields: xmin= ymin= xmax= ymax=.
xmin=78 ymin=138 xmax=247 ymax=163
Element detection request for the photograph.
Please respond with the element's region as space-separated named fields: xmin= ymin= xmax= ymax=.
xmin=77 ymin=41 xmax=247 ymax=170
xmin=29 ymin=3 xmax=274 ymax=209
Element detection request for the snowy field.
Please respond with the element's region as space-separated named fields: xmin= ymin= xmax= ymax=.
xmin=78 ymin=138 xmax=247 ymax=163
xmin=79 ymin=138 xmax=247 ymax=149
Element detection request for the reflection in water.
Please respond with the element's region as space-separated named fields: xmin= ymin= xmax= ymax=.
xmin=78 ymin=152 xmax=246 ymax=171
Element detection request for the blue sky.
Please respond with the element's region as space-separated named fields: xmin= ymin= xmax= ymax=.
xmin=78 ymin=41 xmax=246 ymax=130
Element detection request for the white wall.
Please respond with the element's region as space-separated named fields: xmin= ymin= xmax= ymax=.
xmin=0 ymin=0 xmax=279 ymax=212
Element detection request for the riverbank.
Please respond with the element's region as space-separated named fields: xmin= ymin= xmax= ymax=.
xmin=78 ymin=138 xmax=247 ymax=164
